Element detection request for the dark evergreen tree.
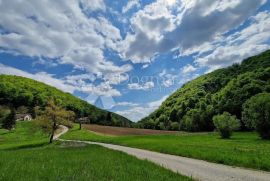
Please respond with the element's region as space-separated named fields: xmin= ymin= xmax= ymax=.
xmin=2 ymin=107 xmax=15 ymax=130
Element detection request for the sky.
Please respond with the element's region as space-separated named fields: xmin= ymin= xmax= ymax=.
xmin=0 ymin=0 xmax=270 ymax=122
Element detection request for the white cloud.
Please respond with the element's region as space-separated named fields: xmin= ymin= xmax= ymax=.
xmin=116 ymin=95 xmax=168 ymax=121
xmin=80 ymin=82 xmax=121 ymax=97
xmin=196 ymin=11 xmax=270 ymax=70
xmin=181 ymin=64 xmax=197 ymax=74
xmin=142 ymin=64 xmax=150 ymax=69
xmin=122 ymin=0 xmax=141 ymax=13
xmin=80 ymin=0 xmax=106 ymax=12
xmin=115 ymin=102 xmax=139 ymax=107
xmin=118 ymin=0 xmax=177 ymax=63
xmin=128 ymin=81 xmax=155 ymax=90
xmin=0 ymin=0 xmax=131 ymax=78
xmin=158 ymin=69 xmax=177 ymax=87
xmin=118 ymin=0 xmax=266 ymax=63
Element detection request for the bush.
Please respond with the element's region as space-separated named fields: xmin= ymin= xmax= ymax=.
xmin=170 ymin=122 xmax=180 ymax=131
xmin=242 ymin=93 xmax=270 ymax=139
xmin=213 ymin=112 xmax=240 ymax=139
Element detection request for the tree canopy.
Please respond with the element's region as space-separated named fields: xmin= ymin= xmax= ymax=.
xmin=139 ymin=50 xmax=270 ymax=131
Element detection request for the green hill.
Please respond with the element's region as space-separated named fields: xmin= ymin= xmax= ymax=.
xmin=0 ymin=75 xmax=132 ymax=127
xmin=139 ymin=50 xmax=270 ymax=131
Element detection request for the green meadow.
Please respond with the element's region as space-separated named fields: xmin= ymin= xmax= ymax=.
xmin=0 ymin=122 xmax=191 ymax=181
xmin=62 ymin=124 xmax=270 ymax=171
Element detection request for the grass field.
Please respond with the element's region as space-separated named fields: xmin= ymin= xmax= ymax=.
xmin=0 ymin=122 xmax=191 ymax=181
xmin=62 ymin=124 xmax=270 ymax=171
xmin=0 ymin=121 xmax=49 ymax=150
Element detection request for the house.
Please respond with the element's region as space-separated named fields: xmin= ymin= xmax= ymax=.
xmin=15 ymin=114 xmax=32 ymax=121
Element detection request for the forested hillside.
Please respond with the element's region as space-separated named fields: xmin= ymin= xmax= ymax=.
xmin=0 ymin=75 xmax=132 ymax=127
xmin=139 ymin=50 xmax=270 ymax=131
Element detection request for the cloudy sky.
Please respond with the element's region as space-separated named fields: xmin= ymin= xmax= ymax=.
xmin=0 ymin=0 xmax=270 ymax=121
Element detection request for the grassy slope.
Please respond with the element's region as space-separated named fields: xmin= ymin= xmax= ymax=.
xmin=0 ymin=122 xmax=191 ymax=181
xmin=0 ymin=122 xmax=49 ymax=149
xmin=62 ymin=124 xmax=270 ymax=171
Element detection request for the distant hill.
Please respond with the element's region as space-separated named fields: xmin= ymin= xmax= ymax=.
xmin=0 ymin=75 xmax=132 ymax=127
xmin=139 ymin=50 xmax=270 ymax=131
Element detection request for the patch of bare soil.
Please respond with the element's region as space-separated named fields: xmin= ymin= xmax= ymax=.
xmin=59 ymin=141 xmax=87 ymax=148
xmin=82 ymin=124 xmax=179 ymax=136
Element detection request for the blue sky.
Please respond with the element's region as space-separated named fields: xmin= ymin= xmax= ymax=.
xmin=0 ymin=0 xmax=270 ymax=121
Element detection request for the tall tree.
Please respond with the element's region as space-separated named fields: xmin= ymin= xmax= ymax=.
xmin=36 ymin=100 xmax=75 ymax=143
xmin=242 ymin=93 xmax=270 ymax=139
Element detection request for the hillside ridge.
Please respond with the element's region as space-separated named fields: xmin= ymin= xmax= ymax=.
xmin=139 ymin=50 xmax=270 ymax=131
xmin=0 ymin=75 xmax=132 ymax=127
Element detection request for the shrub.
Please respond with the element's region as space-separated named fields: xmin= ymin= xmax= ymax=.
xmin=242 ymin=93 xmax=270 ymax=139
xmin=170 ymin=122 xmax=180 ymax=131
xmin=213 ymin=112 xmax=240 ymax=139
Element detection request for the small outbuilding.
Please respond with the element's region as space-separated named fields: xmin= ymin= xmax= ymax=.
xmin=15 ymin=114 xmax=32 ymax=121
xmin=77 ymin=117 xmax=90 ymax=124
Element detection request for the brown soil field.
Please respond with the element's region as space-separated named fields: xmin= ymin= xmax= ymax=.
xmin=82 ymin=124 xmax=180 ymax=136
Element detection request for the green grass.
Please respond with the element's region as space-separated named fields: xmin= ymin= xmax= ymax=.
xmin=62 ymin=124 xmax=270 ymax=171
xmin=0 ymin=122 xmax=191 ymax=181
xmin=0 ymin=121 xmax=49 ymax=150
xmin=0 ymin=143 xmax=191 ymax=181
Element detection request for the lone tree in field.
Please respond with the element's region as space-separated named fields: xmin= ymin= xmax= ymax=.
xmin=36 ymin=100 xmax=75 ymax=143
xmin=213 ymin=112 xmax=240 ymax=139
xmin=242 ymin=93 xmax=270 ymax=139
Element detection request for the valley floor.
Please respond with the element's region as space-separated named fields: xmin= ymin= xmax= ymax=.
xmin=61 ymin=139 xmax=270 ymax=181
xmin=0 ymin=122 xmax=191 ymax=181
xmin=62 ymin=124 xmax=270 ymax=171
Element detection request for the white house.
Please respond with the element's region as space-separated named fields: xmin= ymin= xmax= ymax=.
xmin=15 ymin=114 xmax=32 ymax=121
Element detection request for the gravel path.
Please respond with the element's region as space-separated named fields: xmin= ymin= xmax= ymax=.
xmin=53 ymin=125 xmax=69 ymax=140
xmin=58 ymin=126 xmax=270 ymax=181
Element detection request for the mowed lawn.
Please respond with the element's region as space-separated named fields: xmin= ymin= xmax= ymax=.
xmin=62 ymin=124 xmax=270 ymax=171
xmin=0 ymin=122 xmax=191 ymax=181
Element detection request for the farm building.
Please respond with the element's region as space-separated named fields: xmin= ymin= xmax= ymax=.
xmin=15 ymin=114 xmax=32 ymax=121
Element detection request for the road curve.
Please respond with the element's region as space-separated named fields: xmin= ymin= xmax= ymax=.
xmin=53 ymin=125 xmax=69 ymax=140
xmin=58 ymin=126 xmax=270 ymax=181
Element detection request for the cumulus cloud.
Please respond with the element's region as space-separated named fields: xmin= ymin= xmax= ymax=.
xmin=158 ymin=69 xmax=177 ymax=87
xmin=118 ymin=0 xmax=266 ymax=63
xmin=181 ymin=64 xmax=197 ymax=74
xmin=0 ymin=0 xmax=130 ymax=78
xmin=80 ymin=0 xmax=106 ymax=12
xmin=122 ymin=0 xmax=141 ymax=13
xmin=128 ymin=81 xmax=155 ymax=90
xmin=119 ymin=0 xmax=177 ymax=63
xmin=196 ymin=11 xmax=270 ymax=70
xmin=115 ymin=95 xmax=168 ymax=121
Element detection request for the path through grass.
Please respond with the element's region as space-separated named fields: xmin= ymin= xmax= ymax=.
xmin=62 ymin=124 xmax=270 ymax=171
xmin=0 ymin=122 xmax=191 ymax=181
